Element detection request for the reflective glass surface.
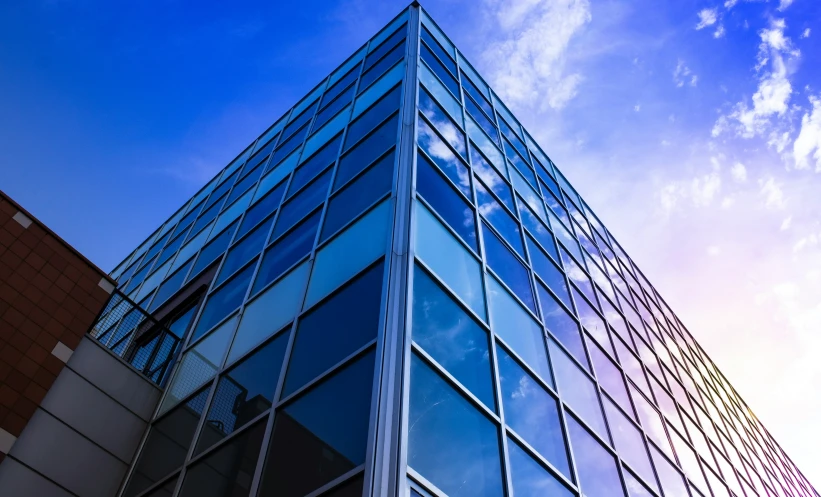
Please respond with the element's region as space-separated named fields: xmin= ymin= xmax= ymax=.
xmin=507 ymin=438 xmax=573 ymax=497
xmin=566 ymin=415 xmax=626 ymax=497
xmin=190 ymin=265 xmax=254 ymax=342
xmin=252 ymin=210 xmax=320 ymax=295
xmin=417 ymin=152 xmax=477 ymax=251
xmin=549 ymin=341 xmax=608 ymax=439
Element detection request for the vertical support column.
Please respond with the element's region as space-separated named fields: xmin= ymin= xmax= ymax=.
xmin=368 ymin=4 xmax=420 ymax=497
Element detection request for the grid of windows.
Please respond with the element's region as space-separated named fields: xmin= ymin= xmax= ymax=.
xmin=112 ymin=5 xmax=817 ymax=497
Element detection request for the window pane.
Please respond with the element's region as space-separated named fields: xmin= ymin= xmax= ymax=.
xmin=624 ymin=470 xmax=656 ymax=497
xmin=497 ymin=346 xmax=570 ymax=477
xmin=237 ymin=180 xmax=286 ymax=239
xmin=322 ymin=150 xmax=394 ymax=241
xmin=196 ymin=335 xmax=288 ymax=453
xmin=353 ymin=60 xmax=404 ymax=118
xmin=212 ymin=190 xmax=253 ymax=236
xmin=419 ymin=55 xmax=460 ymax=118
xmin=415 ymin=202 xmax=485 ymax=320
xmin=226 ymin=164 xmax=263 ymax=206
xmin=603 ymin=397 xmax=657 ymax=491
xmin=471 ymin=144 xmax=512 ymax=210
xmin=188 ymin=222 xmax=237 ymax=281
xmin=419 ymin=88 xmax=465 ymax=158
xmin=313 ymin=88 xmax=353 ymax=132
xmin=475 ymin=182 xmax=524 ymax=255
xmin=229 ymin=261 xmax=310 ymax=364
xmin=360 ymin=41 xmax=405 ymax=90
xmin=125 ymin=387 xmax=211 ymax=497
xmin=408 ymin=354 xmax=504 ymax=497
xmin=260 ymin=351 xmax=375 ymax=497
xmin=466 ymin=115 xmax=505 ymax=177
xmin=215 ymin=222 xmax=270 ymax=287
xmin=412 ymin=266 xmax=494 ymax=409
xmin=417 ymin=152 xmax=477 ymax=251
xmin=507 ymin=438 xmax=573 ymax=497
xmin=190 ymin=265 xmax=254 ymax=342
xmin=421 ymin=26 xmax=457 ymax=74
xmin=289 ymin=134 xmax=342 ymax=195
xmin=483 ymin=222 xmax=535 ymax=313
xmin=417 ymin=117 xmax=470 ymax=197
xmin=178 ymin=421 xmax=266 ymax=497
xmin=322 ymin=63 xmax=360 ymax=108
xmin=630 ymin=385 xmax=674 ymax=457
xmin=574 ymin=289 xmax=613 ymax=356
xmin=549 ymin=341 xmax=607 ymax=439
xmin=272 ymin=169 xmax=331 ymax=239
xmin=252 ymin=210 xmax=320 ymax=295
xmin=519 ymin=197 xmax=558 ymax=261
xmin=487 ymin=275 xmax=550 ymax=383
xmin=270 ymin=124 xmax=307 ymax=167
xmin=538 ymin=284 xmax=587 ymax=368
xmin=465 ymin=95 xmax=499 ymax=144
xmin=462 ymin=74 xmax=493 ymax=117
xmin=364 ymin=27 xmax=405 ymax=70
xmin=149 ymin=259 xmax=193 ymax=313
xmin=566 ymin=415 xmax=626 ymax=497
xmin=305 ymin=200 xmax=390 ymax=307
xmin=527 ymin=236 xmax=570 ymax=307
xmin=344 ymin=85 xmax=401 ymax=150
xmin=285 ymin=260 xmax=383 ymax=396
xmin=588 ymin=343 xmax=633 ymax=419
xmin=335 ymin=113 xmax=398 ymax=189
xmin=650 ymin=445 xmax=689 ymax=497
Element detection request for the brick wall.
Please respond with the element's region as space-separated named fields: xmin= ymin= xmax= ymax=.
xmin=0 ymin=190 xmax=114 ymax=462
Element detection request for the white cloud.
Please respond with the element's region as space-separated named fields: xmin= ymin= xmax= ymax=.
xmin=714 ymin=24 xmax=726 ymax=39
xmin=659 ymin=169 xmax=722 ymax=213
xmin=724 ymin=0 xmax=738 ymax=8
xmin=691 ymin=75 xmax=699 ymax=87
xmin=778 ymin=0 xmax=794 ymax=10
xmin=634 ymin=104 xmax=641 ymax=112
xmin=793 ymin=232 xmax=820 ymax=253
xmin=759 ymin=176 xmax=786 ymax=209
xmin=482 ymin=0 xmax=591 ymax=111
xmin=708 ymin=245 xmax=722 ymax=256
xmin=695 ymin=8 xmax=718 ymax=30
xmin=801 ymin=28 xmax=811 ymax=39
xmin=673 ymin=60 xmax=698 ymax=88
xmin=793 ymin=95 xmax=821 ymax=171
xmin=731 ymin=161 xmax=748 ymax=182
xmin=781 ymin=216 xmax=793 ymax=231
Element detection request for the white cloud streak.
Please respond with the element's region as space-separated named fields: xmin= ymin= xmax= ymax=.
xmin=673 ymin=60 xmax=698 ymax=88
xmin=793 ymin=96 xmax=821 ymax=171
xmin=758 ymin=176 xmax=786 ymax=209
xmin=731 ymin=161 xmax=748 ymax=182
xmin=695 ymin=8 xmax=718 ymax=30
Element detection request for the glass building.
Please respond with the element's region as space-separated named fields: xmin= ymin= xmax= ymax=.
xmin=106 ymin=4 xmax=818 ymax=497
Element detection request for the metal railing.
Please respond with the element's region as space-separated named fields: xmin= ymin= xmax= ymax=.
xmin=88 ymin=289 xmax=182 ymax=386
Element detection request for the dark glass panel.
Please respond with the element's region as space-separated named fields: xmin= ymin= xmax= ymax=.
xmin=417 ymin=117 xmax=470 ymax=197
xmin=190 ymin=196 xmax=225 ymax=237
xmin=205 ymin=173 xmax=237 ymax=211
xmin=283 ymin=261 xmax=384 ymax=395
xmin=156 ymin=233 xmax=186 ymax=268
xmin=335 ymin=114 xmax=398 ymax=189
xmin=237 ymin=180 xmax=287 ymax=239
xmin=497 ymin=346 xmax=570 ymax=477
xmin=215 ymin=221 xmax=271 ymax=286
xmin=270 ymin=123 xmax=308 ymax=168
xmin=471 ymin=144 xmax=512 ymax=210
xmin=364 ymin=26 xmax=406 ymax=71
xmin=125 ymin=257 xmax=156 ymax=295
xmin=412 ymin=266 xmax=494 ymax=409
xmin=322 ymin=151 xmax=394 ymax=241
xmin=408 ymin=354 xmax=504 ymax=497
xmin=475 ymin=182 xmax=524 ymax=255
xmin=149 ymin=259 xmax=194 ymax=313
xmin=344 ymin=85 xmax=401 ymax=150
xmin=527 ymin=235 xmax=570 ymax=306
xmin=322 ymin=63 xmax=361 ymax=108
xmin=252 ymin=210 xmax=321 ymax=295
xmin=188 ymin=222 xmax=239 ymax=281
xmin=273 ymin=169 xmax=331 ymax=239
xmin=416 ymin=153 xmax=477 ymax=251
xmin=483 ymin=223 xmax=535 ymax=313
xmin=226 ymin=163 xmax=263 ymax=206
xmin=171 ymin=202 xmax=203 ymax=241
xmin=289 ymin=134 xmax=343 ymax=196
xmin=190 ymin=264 xmax=254 ymax=342
xmin=418 ymin=88 xmax=466 ymax=158
xmin=196 ymin=333 xmax=288 ymax=453
xmin=281 ymin=100 xmax=319 ymax=142
xmin=360 ymin=41 xmax=406 ymax=91
xmin=313 ymin=84 xmax=354 ymax=132
xmin=260 ymin=352 xmax=375 ymax=497
xmin=421 ymin=43 xmax=459 ymax=97
xmin=420 ymin=26 xmax=457 ymax=75
xmin=465 ymin=95 xmax=499 ymax=144
xmin=538 ymin=284 xmax=587 ymax=368
xmin=507 ymin=438 xmax=574 ymax=497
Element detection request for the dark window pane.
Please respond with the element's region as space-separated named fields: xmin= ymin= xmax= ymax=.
xmin=417 ymin=118 xmax=470 ymax=197
xmin=507 ymin=438 xmax=573 ymax=497
xmin=483 ymin=223 xmax=535 ymax=313
xmin=465 ymin=96 xmax=499 ymax=145
xmin=417 ymin=153 xmax=477 ymax=251
xmin=171 ymin=202 xmax=203 ymax=241
xmin=499 ymin=118 xmax=527 ymax=158
xmin=321 ymin=476 xmax=364 ymax=497
xmin=190 ymin=264 xmax=255 ymax=342
xmin=188 ymin=222 xmax=238 ymax=282
xmin=497 ymin=346 xmax=570 ymax=477
xmin=527 ymin=235 xmax=570 ymax=306
xmin=566 ymin=415 xmax=626 ymax=497
xmin=237 ymin=180 xmax=287 ymax=239
xmin=503 ymin=138 xmax=537 ymax=186
xmin=421 ymin=26 xmax=457 ymax=75
xmin=360 ymin=41 xmax=405 ymax=91
xmin=196 ymin=333 xmax=288 ymax=453
xmin=168 ymin=305 xmax=198 ymax=338
xmin=125 ymin=257 xmax=155 ymax=294
xmin=252 ymin=210 xmax=321 ymax=295
xmin=281 ymin=100 xmax=319 ymax=142
xmin=335 ymin=114 xmax=398 ymax=189
xmin=143 ymin=232 xmax=171 ymax=268
xmin=364 ymin=26 xmax=406 ymax=71
xmin=419 ymin=88 xmax=466 ymax=158
xmin=321 ymin=63 xmax=361 ymax=108
xmin=462 ymin=75 xmax=494 ymax=117
xmin=471 ymin=144 xmax=512 ymax=209
xmin=519 ymin=197 xmax=558 ymax=260
xmin=313 ymin=84 xmax=354 ymax=132
xmin=538 ymin=284 xmax=587 ymax=367
xmin=273 ymin=169 xmax=331 ymax=239
xmin=156 ymin=233 xmax=186 ymax=268
xmin=408 ymin=354 xmax=503 ymax=497
xmin=283 ymin=261 xmax=384 ymax=395
xmin=226 ymin=163 xmax=263 ymax=206
xmin=215 ymin=221 xmax=270 ymax=286
xmin=412 ymin=266 xmax=494 ymax=409
xmin=289 ymin=134 xmax=342 ymax=196
xmin=344 ymin=85 xmax=401 ymax=150
xmin=245 ymin=141 xmax=274 ymax=172
xmin=124 ymin=387 xmax=211 ymax=497
xmin=322 ymin=150 xmax=394 ymax=241
xmin=190 ymin=196 xmax=225 ymax=237
xmin=551 ymin=341 xmax=607 ymax=439
xmin=270 ymin=124 xmax=308 ymax=168
xmin=475 ymin=182 xmax=524 ymax=255
xmin=421 ymin=43 xmax=459 ymax=97
xmin=205 ymin=173 xmax=237 ymax=211
xmin=260 ymin=352 xmax=375 ymax=497
xmin=150 ymin=259 xmax=193 ymax=313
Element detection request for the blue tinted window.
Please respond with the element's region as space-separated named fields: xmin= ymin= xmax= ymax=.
xmin=465 ymin=96 xmax=499 ymax=144
xmin=156 ymin=232 xmax=185 ymax=267
xmin=322 ymin=150 xmax=394 ymax=241
xmin=289 ymin=134 xmax=342 ymax=196
xmin=408 ymin=354 xmax=504 ymax=497
xmin=417 ymin=153 xmax=477 ymax=251
xmin=507 ymin=438 xmax=573 ymax=497
xmin=270 ymin=124 xmax=308 ymax=167
xmin=226 ymin=164 xmax=263 ymax=206
xmin=650 ymin=446 xmax=689 ymax=497
xmin=574 ymin=288 xmax=613 ymax=355
xmin=462 ymin=75 xmax=494 ymax=117
xmin=421 ymin=44 xmax=459 ymax=98
xmin=561 ymin=250 xmax=597 ymax=307
xmin=419 ymin=88 xmax=465 ymax=158
xmin=190 ymin=196 xmax=224 ymax=237
xmin=417 ymin=118 xmax=470 ymax=197
xmin=483 ymin=223 xmax=535 ymax=313
xmin=590 ymin=344 xmax=634 ymax=418
xmin=550 ymin=341 xmax=608 ymax=438
xmin=538 ymin=283 xmax=587 ymax=367
xmin=246 ymin=142 xmax=274 ymax=171
xmin=471 ymin=144 xmax=513 ymax=210
xmin=360 ymin=41 xmax=405 ymax=91
xmin=497 ymin=346 xmax=570 ymax=477
xmin=364 ymin=26 xmax=406 ymax=70
xmin=519 ymin=197 xmax=558 ymax=260
xmin=204 ymin=173 xmax=236 ymax=211
xmin=541 ymin=170 xmax=563 ymax=200
xmin=503 ymin=138 xmax=537 ymax=186
xmin=313 ymin=85 xmax=354 ymax=132
xmin=475 ymin=182 xmax=524 ymax=255
xmin=273 ymin=169 xmax=331 ymax=239
xmin=413 ymin=266 xmax=494 ymax=409
xmin=567 ymin=415 xmax=625 ymax=497
xmin=528 ymin=236 xmax=570 ymax=306
xmin=124 ymin=258 xmax=155 ymax=295
xmin=190 ymin=265 xmax=254 ymax=342
xmin=170 ymin=202 xmax=202 ymax=241
xmin=252 ymin=210 xmax=321 ymax=295
xmin=603 ymin=398 xmax=657 ymax=491
xmin=421 ymin=26 xmax=457 ymax=74
xmin=499 ymin=118 xmax=528 ymax=158
xmin=261 ymin=352 xmax=375 ymax=497
xmin=149 ymin=259 xmax=193 ymax=313
xmin=237 ymin=180 xmax=287 ymax=239
xmin=284 ymin=261 xmax=383 ymax=396
xmin=215 ymin=221 xmax=270 ymax=286
xmin=188 ymin=222 xmax=238 ymax=282
xmin=321 ymin=63 xmax=360 ymax=108
xmin=143 ymin=232 xmax=171 ymax=267
xmin=344 ymin=85 xmax=401 ymax=150
xmin=335 ymin=114 xmax=398 ymax=189
xmin=281 ymin=100 xmax=318 ymax=142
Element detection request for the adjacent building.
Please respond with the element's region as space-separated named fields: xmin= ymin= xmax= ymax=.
xmin=0 ymin=4 xmax=816 ymax=497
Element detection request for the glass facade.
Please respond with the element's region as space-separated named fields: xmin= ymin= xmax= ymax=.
xmin=112 ymin=5 xmax=818 ymax=497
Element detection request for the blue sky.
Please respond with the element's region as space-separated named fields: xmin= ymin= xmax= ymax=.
xmin=2 ymin=0 xmax=820 ymax=484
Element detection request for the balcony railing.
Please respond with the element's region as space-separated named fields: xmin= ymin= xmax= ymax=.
xmin=88 ymin=289 xmax=181 ymax=386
